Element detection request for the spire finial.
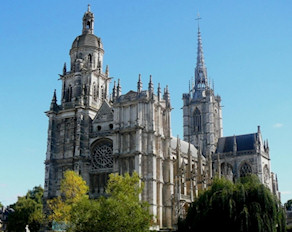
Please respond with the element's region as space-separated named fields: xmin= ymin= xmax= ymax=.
xmin=88 ymin=4 xmax=91 ymax=12
xmin=195 ymin=12 xmax=202 ymax=29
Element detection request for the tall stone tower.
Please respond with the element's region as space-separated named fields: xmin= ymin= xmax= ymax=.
xmin=44 ymin=6 xmax=111 ymax=198
xmin=182 ymin=26 xmax=223 ymax=158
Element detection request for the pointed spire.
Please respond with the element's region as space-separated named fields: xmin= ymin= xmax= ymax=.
xmin=194 ymin=23 xmax=208 ymax=91
xmin=163 ymin=85 xmax=171 ymax=108
xmin=157 ymin=83 xmax=161 ymax=100
xmin=257 ymin=125 xmax=261 ymax=134
xmin=148 ymin=75 xmax=154 ymax=94
xmin=137 ymin=74 xmax=142 ymax=93
xmin=112 ymin=81 xmax=117 ymax=100
xmin=117 ymin=79 xmax=121 ymax=97
xmin=87 ymin=4 xmax=91 ymax=12
xmin=105 ymin=65 xmax=109 ymax=77
xmin=50 ymin=89 xmax=58 ymax=111
xmin=63 ymin=62 xmax=67 ymax=76
xmin=52 ymin=89 xmax=57 ymax=104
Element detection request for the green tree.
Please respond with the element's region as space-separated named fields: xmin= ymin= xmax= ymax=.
xmin=285 ymin=199 xmax=292 ymax=210
xmin=178 ymin=175 xmax=286 ymax=232
xmin=67 ymin=172 xmax=152 ymax=232
xmin=47 ymin=170 xmax=88 ymax=224
xmin=0 ymin=201 xmax=3 ymax=208
xmin=7 ymin=186 xmax=44 ymax=232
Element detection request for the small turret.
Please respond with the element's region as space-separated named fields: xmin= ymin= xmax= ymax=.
xmin=105 ymin=65 xmax=109 ymax=77
xmin=117 ymin=79 xmax=121 ymax=97
xmin=112 ymin=81 xmax=117 ymax=100
xmin=63 ymin=62 xmax=67 ymax=76
xmin=137 ymin=74 xmax=142 ymax=93
xmin=148 ymin=75 xmax=154 ymax=95
xmin=50 ymin=89 xmax=58 ymax=112
xmin=157 ymin=83 xmax=161 ymax=101
xmin=163 ymin=85 xmax=171 ymax=108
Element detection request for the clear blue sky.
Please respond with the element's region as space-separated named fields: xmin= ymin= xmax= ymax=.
xmin=1 ymin=0 xmax=292 ymax=205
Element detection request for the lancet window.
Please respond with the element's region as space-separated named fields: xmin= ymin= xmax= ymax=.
xmin=194 ymin=108 xmax=202 ymax=132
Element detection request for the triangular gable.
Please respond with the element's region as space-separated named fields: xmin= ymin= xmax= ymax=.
xmin=93 ymin=100 xmax=113 ymax=123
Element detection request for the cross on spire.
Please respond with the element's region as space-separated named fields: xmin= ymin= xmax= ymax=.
xmin=195 ymin=13 xmax=202 ymax=28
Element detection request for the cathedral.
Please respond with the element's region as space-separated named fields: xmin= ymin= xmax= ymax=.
xmin=44 ymin=7 xmax=280 ymax=230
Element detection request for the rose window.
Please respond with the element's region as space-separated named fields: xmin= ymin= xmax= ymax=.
xmin=92 ymin=143 xmax=113 ymax=170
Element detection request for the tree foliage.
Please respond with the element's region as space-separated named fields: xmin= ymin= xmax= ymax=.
xmin=285 ymin=199 xmax=292 ymax=211
xmin=47 ymin=170 xmax=88 ymax=223
xmin=178 ymin=175 xmax=286 ymax=232
xmin=48 ymin=171 xmax=152 ymax=232
xmin=7 ymin=186 xmax=44 ymax=232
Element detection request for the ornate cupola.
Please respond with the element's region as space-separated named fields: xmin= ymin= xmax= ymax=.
xmin=58 ymin=6 xmax=110 ymax=110
xmin=82 ymin=4 xmax=94 ymax=34
xmin=69 ymin=5 xmax=104 ymax=73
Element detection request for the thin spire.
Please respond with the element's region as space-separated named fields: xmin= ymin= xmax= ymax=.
xmin=52 ymin=89 xmax=57 ymax=104
xmin=157 ymin=83 xmax=161 ymax=100
xmin=148 ymin=75 xmax=154 ymax=93
xmin=105 ymin=65 xmax=109 ymax=77
xmin=117 ymin=79 xmax=121 ymax=97
xmin=112 ymin=81 xmax=117 ymax=100
xmin=194 ymin=16 xmax=208 ymax=91
xmin=63 ymin=62 xmax=67 ymax=76
xmin=137 ymin=74 xmax=142 ymax=93
xmin=87 ymin=4 xmax=91 ymax=12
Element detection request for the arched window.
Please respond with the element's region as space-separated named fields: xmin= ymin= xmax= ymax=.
xmin=66 ymin=85 xmax=72 ymax=102
xmin=88 ymin=54 xmax=92 ymax=63
xmin=86 ymin=21 xmax=91 ymax=29
xmin=240 ymin=162 xmax=252 ymax=177
xmin=193 ymin=108 xmax=202 ymax=132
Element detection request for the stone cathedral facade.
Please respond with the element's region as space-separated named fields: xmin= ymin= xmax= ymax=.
xmin=44 ymin=7 xmax=279 ymax=230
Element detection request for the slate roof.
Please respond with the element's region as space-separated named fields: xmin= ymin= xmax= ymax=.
xmin=216 ymin=133 xmax=257 ymax=153
xmin=71 ymin=34 xmax=103 ymax=49
xmin=171 ymin=137 xmax=198 ymax=158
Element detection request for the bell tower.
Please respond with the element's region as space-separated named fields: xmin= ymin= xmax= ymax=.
xmin=182 ymin=25 xmax=223 ymax=157
xmin=44 ymin=6 xmax=110 ymax=199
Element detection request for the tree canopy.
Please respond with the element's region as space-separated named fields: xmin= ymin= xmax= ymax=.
xmin=47 ymin=171 xmax=152 ymax=232
xmin=7 ymin=186 xmax=44 ymax=232
xmin=47 ymin=170 xmax=89 ymax=223
xmin=285 ymin=199 xmax=292 ymax=211
xmin=178 ymin=175 xmax=286 ymax=232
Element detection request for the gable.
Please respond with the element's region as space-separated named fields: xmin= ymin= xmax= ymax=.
xmin=93 ymin=100 xmax=113 ymax=123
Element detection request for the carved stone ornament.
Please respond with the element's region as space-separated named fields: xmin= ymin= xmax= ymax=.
xmin=91 ymin=142 xmax=113 ymax=169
